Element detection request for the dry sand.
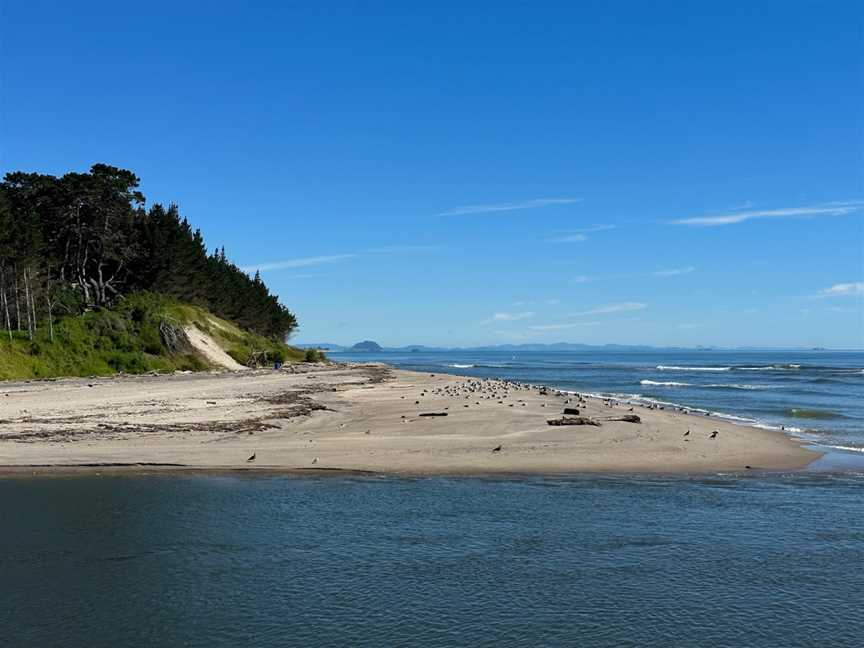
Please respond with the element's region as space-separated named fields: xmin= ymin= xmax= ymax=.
xmin=0 ymin=363 xmax=818 ymax=475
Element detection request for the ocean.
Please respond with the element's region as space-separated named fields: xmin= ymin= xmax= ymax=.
xmin=2 ymin=350 xmax=863 ymax=647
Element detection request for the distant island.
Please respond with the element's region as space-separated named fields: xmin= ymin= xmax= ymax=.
xmin=350 ymin=340 xmax=384 ymax=352
xmin=295 ymin=341 xmax=850 ymax=353
xmin=0 ymin=164 xmax=314 ymax=380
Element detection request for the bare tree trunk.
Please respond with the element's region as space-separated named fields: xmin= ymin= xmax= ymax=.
xmin=28 ymin=267 xmax=38 ymax=333
xmin=13 ymin=271 xmax=21 ymax=331
xmin=45 ymin=294 xmax=54 ymax=342
xmin=22 ymin=267 xmax=33 ymax=340
xmin=44 ymin=271 xmax=54 ymax=343
xmin=0 ymin=266 xmax=11 ymax=342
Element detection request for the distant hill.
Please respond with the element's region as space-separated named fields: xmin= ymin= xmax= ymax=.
xmin=294 ymin=343 xmax=347 ymax=351
xmin=314 ymin=342 xmax=848 ymax=353
xmin=350 ymin=340 xmax=384 ymax=352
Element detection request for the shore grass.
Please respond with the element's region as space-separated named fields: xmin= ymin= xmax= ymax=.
xmin=0 ymin=292 xmax=309 ymax=380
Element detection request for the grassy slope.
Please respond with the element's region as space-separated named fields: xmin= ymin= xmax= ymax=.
xmin=0 ymin=292 xmax=309 ymax=381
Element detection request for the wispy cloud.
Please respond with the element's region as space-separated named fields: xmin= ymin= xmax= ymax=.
xmin=670 ymin=202 xmax=863 ymax=227
xmin=653 ymin=266 xmax=695 ymax=277
xmin=480 ymin=311 xmax=535 ymax=325
xmin=819 ymin=282 xmax=864 ymax=297
xmin=548 ymin=233 xmax=586 ymax=243
xmin=438 ymin=198 xmax=581 ymax=216
xmin=529 ymin=321 xmax=601 ymax=331
xmin=570 ymin=302 xmax=647 ymax=316
xmin=241 ymin=254 xmax=356 ymax=273
xmin=570 ymin=275 xmax=592 ymax=284
xmin=547 ymin=224 xmax=614 ymax=243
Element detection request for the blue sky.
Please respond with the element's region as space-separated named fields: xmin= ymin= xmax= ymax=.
xmin=2 ymin=1 xmax=862 ymax=348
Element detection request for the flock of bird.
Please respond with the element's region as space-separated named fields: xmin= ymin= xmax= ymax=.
xmin=245 ymin=376 xmax=722 ymax=463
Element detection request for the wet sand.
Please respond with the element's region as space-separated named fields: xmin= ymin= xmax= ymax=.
xmin=0 ymin=363 xmax=819 ymax=475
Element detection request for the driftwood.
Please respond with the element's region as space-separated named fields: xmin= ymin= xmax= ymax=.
xmin=563 ymin=407 xmax=580 ymax=415
xmin=547 ymin=416 xmax=601 ymax=427
xmin=600 ymin=415 xmax=641 ymax=423
xmin=418 ymin=412 xmax=448 ymax=417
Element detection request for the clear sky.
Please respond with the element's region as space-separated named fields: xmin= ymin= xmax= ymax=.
xmin=2 ymin=1 xmax=862 ymax=348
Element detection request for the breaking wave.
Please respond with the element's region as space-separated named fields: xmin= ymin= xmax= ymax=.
xmin=656 ymin=365 xmax=730 ymax=372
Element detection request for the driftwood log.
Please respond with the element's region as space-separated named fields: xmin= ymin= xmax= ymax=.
xmin=418 ymin=412 xmax=449 ymax=417
xmin=599 ymin=415 xmax=641 ymax=423
xmin=547 ymin=416 xmax=601 ymax=427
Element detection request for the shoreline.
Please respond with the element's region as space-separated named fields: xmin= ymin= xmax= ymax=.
xmin=0 ymin=363 xmax=822 ymax=476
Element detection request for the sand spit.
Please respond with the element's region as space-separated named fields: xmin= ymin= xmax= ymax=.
xmin=0 ymin=363 xmax=818 ymax=475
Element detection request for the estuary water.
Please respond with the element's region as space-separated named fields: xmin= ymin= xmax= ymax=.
xmin=1 ymin=474 xmax=862 ymax=647
xmin=333 ymin=349 xmax=864 ymax=455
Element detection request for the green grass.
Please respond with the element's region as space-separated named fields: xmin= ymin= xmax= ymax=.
xmin=0 ymin=292 xmax=312 ymax=380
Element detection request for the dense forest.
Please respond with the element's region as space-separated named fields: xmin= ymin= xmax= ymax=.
xmin=0 ymin=164 xmax=297 ymax=341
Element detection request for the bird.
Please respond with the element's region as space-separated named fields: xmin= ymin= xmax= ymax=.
xmin=492 ymin=444 xmax=502 ymax=452
xmin=684 ymin=430 xmax=690 ymax=437
xmin=710 ymin=430 xmax=719 ymax=439
xmin=246 ymin=452 xmax=256 ymax=462
xmin=312 ymin=457 xmax=318 ymax=464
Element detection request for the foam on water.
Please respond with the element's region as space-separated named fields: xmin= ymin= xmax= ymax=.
xmin=657 ymin=365 xmax=730 ymax=372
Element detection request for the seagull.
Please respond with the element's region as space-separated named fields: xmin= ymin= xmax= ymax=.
xmin=246 ymin=452 xmax=256 ymax=462
xmin=312 ymin=457 xmax=318 ymax=464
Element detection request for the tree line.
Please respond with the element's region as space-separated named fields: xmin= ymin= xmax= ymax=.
xmin=0 ymin=164 xmax=297 ymax=341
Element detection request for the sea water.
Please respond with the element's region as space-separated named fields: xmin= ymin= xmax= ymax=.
xmin=333 ymin=350 xmax=864 ymax=455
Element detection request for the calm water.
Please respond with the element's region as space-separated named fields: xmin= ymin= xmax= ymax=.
xmin=333 ymin=350 xmax=864 ymax=454
xmin=1 ymin=474 xmax=863 ymax=647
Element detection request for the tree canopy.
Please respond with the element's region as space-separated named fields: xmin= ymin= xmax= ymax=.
xmin=0 ymin=164 xmax=297 ymax=340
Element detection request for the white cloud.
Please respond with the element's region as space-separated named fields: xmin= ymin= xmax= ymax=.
xmin=670 ymin=202 xmax=863 ymax=227
xmin=819 ymin=282 xmax=864 ymax=297
xmin=653 ymin=266 xmax=695 ymax=277
xmin=529 ymin=321 xmax=600 ymax=331
xmin=438 ymin=198 xmax=581 ymax=216
xmin=548 ymin=233 xmax=586 ymax=243
xmin=570 ymin=302 xmax=647 ymax=316
xmin=547 ymin=224 xmax=614 ymax=243
xmin=480 ymin=311 xmax=535 ymax=325
xmin=546 ymin=298 xmax=561 ymax=305
xmin=570 ymin=275 xmax=592 ymax=284
xmin=241 ymin=254 xmax=356 ymax=272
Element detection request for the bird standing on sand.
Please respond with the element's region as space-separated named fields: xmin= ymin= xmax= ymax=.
xmin=492 ymin=444 xmax=502 ymax=452
xmin=710 ymin=430 xmax=719 ymax=439
xmin=684 ymin=430 xmax=690 ymax=437
xmin=247 ymin=452 xmax=256 ymax=462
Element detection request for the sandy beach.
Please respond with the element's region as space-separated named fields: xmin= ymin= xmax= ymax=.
xmin=0 ymin=363 xmax=818 ymax=475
